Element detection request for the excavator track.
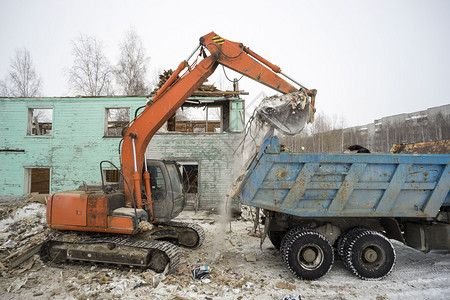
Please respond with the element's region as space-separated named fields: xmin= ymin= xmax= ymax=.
xmin=40 ymin=236 xmax=180 ymax=273
xmin=148 ymin=221 xmax=205 ymax=249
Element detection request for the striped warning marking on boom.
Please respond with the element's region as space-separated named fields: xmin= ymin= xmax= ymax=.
xmin=212 ymin=35 xmax=224 ymax=45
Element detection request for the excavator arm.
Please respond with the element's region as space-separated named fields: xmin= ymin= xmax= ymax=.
xmin=121 ymin=32 xmax=317 ymax=207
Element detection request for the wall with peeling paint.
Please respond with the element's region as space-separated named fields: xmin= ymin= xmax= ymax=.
xmin=147 ymin=133 xmax=244 ymax=212
xmin=0 ymin=97 xmax=145 ymax=197
xmin=0 ymin=97 xmax=244 ymax=211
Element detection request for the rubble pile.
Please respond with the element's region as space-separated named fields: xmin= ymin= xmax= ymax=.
xmin=0 ymin=203 xmax=449 ymax=299
xmin=0 ymin=199 xmax=49 ymax=270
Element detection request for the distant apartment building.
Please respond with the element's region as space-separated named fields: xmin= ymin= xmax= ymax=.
xmin=281 ymin=104 xmax=450 ymax=153
xmin=344 ymin=104 xmax=449 ymax=152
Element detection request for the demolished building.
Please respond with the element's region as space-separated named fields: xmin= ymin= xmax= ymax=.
xmin=0 ymin=87 xmax=246 ymax=212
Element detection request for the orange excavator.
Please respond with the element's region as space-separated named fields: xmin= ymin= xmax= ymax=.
xmin=41 ymin=32 xmax=317 ymax=273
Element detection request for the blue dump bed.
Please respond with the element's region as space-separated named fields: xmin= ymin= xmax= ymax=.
xmin=237 ymin=137 xmax=450 ymax=218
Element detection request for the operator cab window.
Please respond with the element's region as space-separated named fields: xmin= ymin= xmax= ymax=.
xmin=149 ymin=166 xmax=167 ymax=201
xmin=166 ymin=163 xmax=183 ymax=199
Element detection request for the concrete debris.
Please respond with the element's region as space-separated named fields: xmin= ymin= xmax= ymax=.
xmin=0 ymin=201 xmax=48 ymax=271
xmin=244 ymin=254 xmax=257 ymax=262
xmin=276 ymin=281 xmax=296 ymax=291
xmin=3 ymin=240 xmax=16 ymax=248
xmin=138 ymin=220 xmax=153 ymax=230
xmin=8 ymin=277 xmax=27 ymax=293
xmin=25 ymin=193 xmax=48 ymax=204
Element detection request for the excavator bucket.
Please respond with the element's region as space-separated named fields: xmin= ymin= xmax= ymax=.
xmin=256 ymin=90 xmax=313 ymax=135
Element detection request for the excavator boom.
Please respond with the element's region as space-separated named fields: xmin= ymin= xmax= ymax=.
xmin=122 ymin=32 xmax=317 ymax=205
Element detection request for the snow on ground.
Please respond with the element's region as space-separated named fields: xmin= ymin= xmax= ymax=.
xmin=0 ymin=203 xmax=449 ymax=300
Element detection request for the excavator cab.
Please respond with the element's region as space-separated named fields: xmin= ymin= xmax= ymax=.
xmin=144 ymin=160 xmax=185 ymax=223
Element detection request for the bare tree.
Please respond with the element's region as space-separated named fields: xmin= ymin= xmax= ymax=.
xmin=0 ymin=80 xmax=7 ymax=97
xmin=68 ymin=35 xmax=114 ymax=96
xmin=115 ymin=29 xmax=150 ymax=95
xmin=0 ymin=48 xmax=42 ymax=97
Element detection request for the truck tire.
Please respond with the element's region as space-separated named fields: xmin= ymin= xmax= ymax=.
xmin=345 ymin=230 xmax=396 ymax=280
xmin=337 ymin=226 xmax=369 ymax=260
xmin=282 ymin=228 xmax=334 ymax=280
xmin=280 ymin=226 xmax=310 ymax=260
xmin=268 ymin=231 xmax=284 ymax=250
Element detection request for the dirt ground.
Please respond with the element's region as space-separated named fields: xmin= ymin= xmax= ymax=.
xmin=1 ymin=201 xmax=450 ymax=300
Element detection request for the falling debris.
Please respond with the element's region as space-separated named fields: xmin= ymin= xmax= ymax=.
xmin=256 ymin=90 xmax=313 ymax=136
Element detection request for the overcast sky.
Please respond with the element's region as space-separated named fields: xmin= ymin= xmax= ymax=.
xmin=1 ymin=0 xmax=449 ymax=126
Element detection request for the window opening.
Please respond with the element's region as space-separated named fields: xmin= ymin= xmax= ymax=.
xmin=178 ymin=162 xmax=199 ymax=206
xmin=27 ymin=108 xmax=53 ymax=136
xmin=103 ymin=169 xmax=120 ymax=183
xmin=105 ymin=108 xmax=130 ymax=137
xmin=168 ymin=106 xmax=222 ymax=133
xmin=25 ymin=168 xmax=50 ymax=194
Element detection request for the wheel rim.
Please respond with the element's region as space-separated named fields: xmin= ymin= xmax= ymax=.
xmin=360 ymin=244 xmax=386 ymax=269
xmin=297 ymin=243 xmax=324 ymax=270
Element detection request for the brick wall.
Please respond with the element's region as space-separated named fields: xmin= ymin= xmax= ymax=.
xmin=148 ymin=133 xmax=244 ymax=212
xmin=0 ymin=97 xmax=244 ymax=211
xmin=0 ymin=97 xmax=146 ymax=198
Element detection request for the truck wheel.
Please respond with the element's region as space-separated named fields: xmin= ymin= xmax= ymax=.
xmin=280 ymin=226 xmax=310 ymax=260
xmin=345 ymin=230 xmax=396 ymax=280
xmin=337 ymin=227 xmax=368 ymax=260
xmin=268 ymin=231 xmax=284 ymax=250
xmin=283 ymin=229 xmax=334 ymax=280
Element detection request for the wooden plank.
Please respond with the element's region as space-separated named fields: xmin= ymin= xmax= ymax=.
xmin=8 ymin=243 xmax=43 ymax=268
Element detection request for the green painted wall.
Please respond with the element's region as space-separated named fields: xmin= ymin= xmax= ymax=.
xmin=0 ymin=97 xmax=145 ymax=196
xmin=0 ymin=97 xmax=244 ymax=210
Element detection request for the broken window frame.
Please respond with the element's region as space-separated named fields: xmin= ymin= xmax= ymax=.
xmin=27 ymin=108 xmax=53 ymax=136
xmin=168 ymin=105 xmax=223 ymax=133
xmin=104 ymin=107 xmax=130 ymax=137
xmin=24 ymin=167 xmax=51 ymax=194
xmin=229 ymin=100 xmax=245 ymax=132
xmin=178 ymin=161 xmax=199 ymax=209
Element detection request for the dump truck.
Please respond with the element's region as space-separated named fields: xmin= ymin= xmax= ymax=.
xmin=234 ymin=136 xmax=450 ymax=280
